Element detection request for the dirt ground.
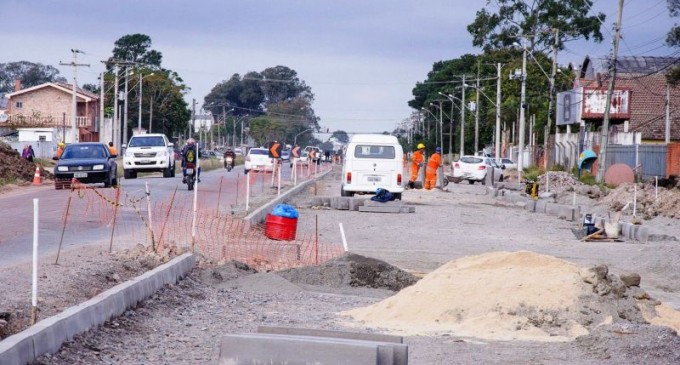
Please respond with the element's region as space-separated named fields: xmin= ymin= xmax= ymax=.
xmin=2 ymin=165 xmax=680 ymax=364
xmin=0 ymin=141 xmax=53 ymax=184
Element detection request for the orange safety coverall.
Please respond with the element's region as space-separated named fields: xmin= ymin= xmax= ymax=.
xmin=425 ymin=152 xmax=441 ymax=190
xmin=409 ymin=150 xmax=424 ymax=183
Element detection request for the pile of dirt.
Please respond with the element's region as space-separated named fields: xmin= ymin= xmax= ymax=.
xmin=0 ymin=141 xmax=53 ymax=183
xmin=197 ymin=260 xmax=258 ymax=286
xmin=600 ymin=182 xmax=680 ymax=219
xmin=277 ymin=252 xmax=418 ymax=291
xmin=537 ymin=171 xmax=605 ymax=199
xmin=342 ymin=251 xmax=679 ymax=342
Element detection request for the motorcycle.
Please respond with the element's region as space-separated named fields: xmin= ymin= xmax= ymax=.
xmin=185 ymin=162 xmax=196 ymax=191
xmin=224 ymin=156 xmax=234 ymax=172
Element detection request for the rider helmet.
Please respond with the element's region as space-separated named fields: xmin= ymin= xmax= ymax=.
xmin=187 ymin=138 xmax=196 ymax=145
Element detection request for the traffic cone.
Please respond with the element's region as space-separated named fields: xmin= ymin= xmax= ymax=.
xmin=32 ymin=164 xmax=42 ymax=185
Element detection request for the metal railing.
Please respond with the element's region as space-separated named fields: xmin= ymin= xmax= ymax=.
xmin=5 ymin=114 xmax=92 ymax=128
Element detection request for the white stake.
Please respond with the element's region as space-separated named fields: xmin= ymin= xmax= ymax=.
xmin=339 ymin=223 xmax=348 ymax=252
xmin=633 ymin=184 xmax=637 ymax=218
xmin=32 ymin=198 xmax=39 ymax=323
xmin=145 ymin=182 xmax=154 ymax=244
xmin=655 ymin=176 xmax=658 ymax=200
xmin=191 ymin=144 xmax=199 ymax=248
xmin=546 ymin=171 xmax=550 ymax=192
xmin=245 ymin=170 xmax=250 ymax=212
xmin=293 ymin=159 xmax=297 ymax=186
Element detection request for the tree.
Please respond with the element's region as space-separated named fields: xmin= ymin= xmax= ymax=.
xmin=82 ymin=83 xmax=99 ymax=94
xmin=247 ymin=116 xmax=287 ymax=146
xmin=0 ymin=61 xmax=66 ymax=93
xmin=203 ymin=73 xmax=264 ymax=116
xmin=260 ymin=65 xmax=313 ymax=105
xmin=111 ymin=34 xmax=162 ymax=67
xmin=331 ymin=130 xmax=350 ymax=143
xmin=467 ymin=0 xmax=605 ymax=52
xmin=666 ymin=0 xmax=680 ymax=83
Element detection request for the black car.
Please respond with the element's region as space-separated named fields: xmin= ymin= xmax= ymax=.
xmin=53 ymin=142 xmax=118 ymax=189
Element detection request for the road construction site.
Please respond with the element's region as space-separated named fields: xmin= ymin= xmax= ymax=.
xmin=2 ymin=166 xmax=680 ymax=364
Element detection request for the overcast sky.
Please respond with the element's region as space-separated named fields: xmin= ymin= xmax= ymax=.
xmin=1 ymin=0 xmax=676 ymax=133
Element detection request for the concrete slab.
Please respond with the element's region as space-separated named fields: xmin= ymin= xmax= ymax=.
xmin=635 ymin=225 xmax=650 ymax=242
xmin=535 ymin=200 xmax=548 ymax=214
xmin=359 ymin=205 xmax=414 ymax=214
xmin=219 ymin=333 xmax=380 ymax=365
xmin=523 ymin=200 xmax=536 ymax=212
xmin=349 ymin=197 xmax=366 ymax=211
xmin=256 ymin=326 xmax=403 ymax=343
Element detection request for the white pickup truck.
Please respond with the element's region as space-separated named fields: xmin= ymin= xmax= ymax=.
xmin=122 ymin=133 xmax=176 ymax=179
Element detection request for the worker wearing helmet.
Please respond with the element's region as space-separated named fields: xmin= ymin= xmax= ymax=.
xmin=408 ymin=143 xmax=426 ymax=189
xmin=181 ymin=138 xmax=201 ymax=183
xmin=425 ymin=147 xmax=442 ymax=190
xmin=56 ymin=142 xmax=65 ymax=159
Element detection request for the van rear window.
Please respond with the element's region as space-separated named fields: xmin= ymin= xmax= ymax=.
xmin=353 ymin=145 xmax=395 ymax=159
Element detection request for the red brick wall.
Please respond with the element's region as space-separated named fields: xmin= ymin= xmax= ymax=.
xmin=666 ymin=143 xmax=680 ymax=177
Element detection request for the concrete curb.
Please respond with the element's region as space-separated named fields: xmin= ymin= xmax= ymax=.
xmin=493 ymin=189 xmax=648 ymax=241
xmin=244 ymin=167 xmax=332 ymax=224
xmin=0 ymin=253 xmax=196 ymax=365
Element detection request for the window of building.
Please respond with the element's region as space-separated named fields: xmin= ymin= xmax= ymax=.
xmin=15 ymin=101 xmax=23 ymax=108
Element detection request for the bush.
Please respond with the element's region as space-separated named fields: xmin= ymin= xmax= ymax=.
xmin=522 ymin=165 xmax=543 ymax=182
xmin=578 ymin=171 xmax=597 ymax=185
xmin=549 ymin=164 xmax=566 ymax=172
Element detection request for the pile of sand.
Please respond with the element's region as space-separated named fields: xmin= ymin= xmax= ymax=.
xmin=343 ymin=251 xmax=679 ymax=342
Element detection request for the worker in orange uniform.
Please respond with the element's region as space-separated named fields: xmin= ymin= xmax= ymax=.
xmin=425 ymin=147 xmax=442 ymax=190
xmin=107 ymin=141 xmax=118 ymax=156
xmin=56 ymin=142 xmax=65 ymax=159
xmin=408 ymin=143 xmax=425 ymax=189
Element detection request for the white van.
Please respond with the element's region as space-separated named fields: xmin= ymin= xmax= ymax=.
xmin=341 ymin=134 xmax=404 ymax=199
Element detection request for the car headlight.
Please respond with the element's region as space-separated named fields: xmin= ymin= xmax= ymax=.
xmin=57 ymin=166 xmax=68 ymax=172
xmin=158 ymin=151 xmax=167 ymax=157
xmin=93 ymin=165 xmax=105 ymax=170
xmin=125 ymin=151 xmax=134 ymax=158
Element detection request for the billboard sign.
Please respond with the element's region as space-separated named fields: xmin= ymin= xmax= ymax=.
xmin=556 ymin=88 xmax=581 ymax=126
xmin=582 ymin=87 xmax=631 ymax=119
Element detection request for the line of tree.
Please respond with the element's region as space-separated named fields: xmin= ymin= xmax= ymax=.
xmin=203 ymin=65 xmax=321 ymax=147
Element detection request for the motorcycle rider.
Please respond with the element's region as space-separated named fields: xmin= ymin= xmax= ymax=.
xmin=182 ymin=138 xmax=201 ymax=183
xmin=223 ymin=147 xmax=236 ymax=169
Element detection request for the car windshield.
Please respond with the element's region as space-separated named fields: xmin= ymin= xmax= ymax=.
xmin=460 ymin=156 xmax=483 ymax=164
xmin=249 ymin=149 xmax=268 ymax=155
xmin=128 ymin=136 xmax=166 ymax=147
xmin=354 ymin=145 xmax=395 ymax=159
xmin=62 ymin=145 xmax=108 ymax=159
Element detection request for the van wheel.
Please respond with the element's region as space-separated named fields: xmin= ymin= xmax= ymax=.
xmin=393 ymin=193 xmax=402 ymax=200
xmin=340 ymin=186 xmax=354 ymax=197
xmin=468 ymin=180 xmax=475 ymax=185
xmin=124 ymin=169 xmax=137 ymax=179
xmin=244 ymin=169 xmax=250 ymax=175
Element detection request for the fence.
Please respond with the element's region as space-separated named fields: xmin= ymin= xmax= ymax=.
xmin=55 ymin=162 xmax=341 ymax=271
xmin=605 ymin=144 xmax=667 ymax=180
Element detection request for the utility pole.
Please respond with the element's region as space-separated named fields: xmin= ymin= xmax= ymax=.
xmin=545 ymin=28 xmax=559 ymax=170
xmin=460 ymin=75 xmax=466 ymax=157
xmin=123 ymin=67 xmax=130 ymax=145
xmin=495 ymin=63 xmax=503 ymax=159
xmin=60 ymin=49 xmax=89 ymax=143
xmin=475 ymin=63 xmax=481 ymax=154
xmin=99 ymin=72 xmax=105 ymax=142
xmin=596 ymin=0 xmax=625 ymax=183
xmin=666 ymin=83 xmax=671 ymax=144
xmin=191 ymin=99 xmax=196 ymax=138
xmin=113 ymin=65 xmax=120 ymax=149
xmin=518 ymin=39 xmax=528 ymax=174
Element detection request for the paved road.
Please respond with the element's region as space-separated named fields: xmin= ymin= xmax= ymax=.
xmin=0 ymin=160 xmax=311 ymax=267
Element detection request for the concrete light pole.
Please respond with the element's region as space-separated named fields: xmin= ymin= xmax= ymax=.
xmin=138 ymin=72 xmax=154 ymax=132
xmin=517 ymin=40 xmax=528 ymax=174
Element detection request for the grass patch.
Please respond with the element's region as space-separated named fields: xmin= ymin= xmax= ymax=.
xmin=522 ymin=165 xmax=543 ymax=182
xmin=578 ymin=171 xmax=597 ymax=185
xmin=0 ymin=177 xmax=18 ymax=187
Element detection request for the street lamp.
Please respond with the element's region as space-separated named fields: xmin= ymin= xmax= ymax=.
xmin=137 ymin=72 xmax=154 ymax=132
xmin=294 ymin=128 xmax=313 ymax=146
xmin=462 ymin=79 xmax=503 ymax=160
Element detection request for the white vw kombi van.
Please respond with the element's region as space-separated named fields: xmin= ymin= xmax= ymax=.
xmin=341 ymin=134 xmax=404 ymax=199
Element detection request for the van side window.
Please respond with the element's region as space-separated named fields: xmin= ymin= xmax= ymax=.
xmin=353 ymin=145 xmax=395 ymax=159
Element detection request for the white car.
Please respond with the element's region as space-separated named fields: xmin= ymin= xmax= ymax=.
xmin=497 ymin=158 xmax=517 ymax=170
xmin=452 ymin=155 xmax=505 ymax=185
xmin=292 ymin=150 xmax=310 ymax=166
xmin=244 ymin=147 xmax=274 ymax=174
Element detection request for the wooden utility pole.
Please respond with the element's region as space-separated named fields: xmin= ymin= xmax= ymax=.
xmin=474 ymin=62 xmax=481 ymax=154
xmin=596 ymin=0 xmax=625 ymax=183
